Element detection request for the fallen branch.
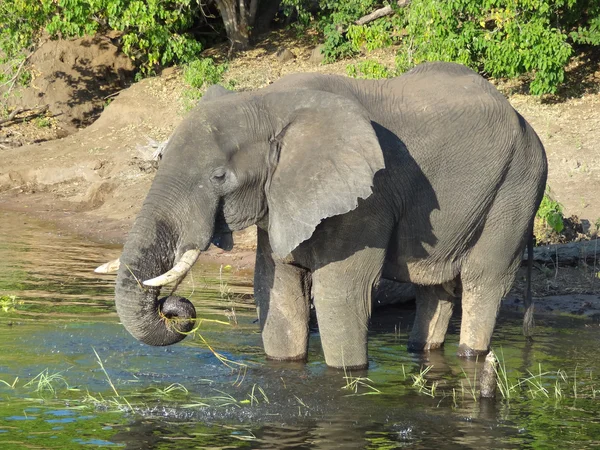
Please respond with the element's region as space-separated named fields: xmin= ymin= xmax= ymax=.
xmin=522 ymin=240 xmax=600 ymax=267
xmin=355 ymin=0 xmax=411 ymax=26
xmin=0 ymin=105 xmax=49 ymax=127
xmin=0 ymin=108 xmax=23 ymax=126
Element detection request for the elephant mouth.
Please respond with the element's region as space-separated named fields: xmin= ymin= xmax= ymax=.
xmin=212 ymin=206 xmax=233 ymax=250
xmin=212 ymin=232 xmax=234 ymax=250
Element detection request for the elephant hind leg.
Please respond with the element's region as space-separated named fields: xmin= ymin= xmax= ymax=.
xmin=458 ymin=259 xmax=520 ymax=357
xmin=458 ymin=204 xmax=533 ymax=357
xmin=408 ymin=282 xmax=457 ymax=352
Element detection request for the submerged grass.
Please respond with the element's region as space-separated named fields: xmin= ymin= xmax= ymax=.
xmin=23 ymin=368 xmax=77 ymax=395
xmin=402 ymin=348 xmax=600 ymax=407
xmin=411 ymin=365 xmax=437 ymax=398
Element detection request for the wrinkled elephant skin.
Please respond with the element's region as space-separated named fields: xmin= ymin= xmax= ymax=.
xmin=110 ymin=63 xmax=547 ymax=369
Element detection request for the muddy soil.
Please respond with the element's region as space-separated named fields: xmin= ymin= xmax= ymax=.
xmin=0 ymin=31 xmax=599 ymax=305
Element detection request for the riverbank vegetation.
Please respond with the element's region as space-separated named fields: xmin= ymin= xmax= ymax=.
xmin=1 ymin=1 xmax=599 ymax=94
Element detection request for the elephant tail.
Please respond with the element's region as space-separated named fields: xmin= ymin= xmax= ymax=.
xmin=523 ymin=232 xmax=535 ymax=339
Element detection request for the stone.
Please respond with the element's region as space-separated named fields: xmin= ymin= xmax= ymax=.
xmin=275 ymin=48 xmax=296 ymax=63
xmin=308 ymin=44 xmax=325 ymax=65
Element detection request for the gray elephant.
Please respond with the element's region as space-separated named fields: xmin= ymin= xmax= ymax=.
xmin=97 ymin=62 xmax=547 ymax=370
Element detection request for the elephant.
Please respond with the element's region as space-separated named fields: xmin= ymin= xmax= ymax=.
xmin=97 ymin=62 xmax=547 ymax=370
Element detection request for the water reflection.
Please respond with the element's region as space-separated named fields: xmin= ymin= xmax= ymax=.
xmin=1 ymin=211 xmax=600 ymax=448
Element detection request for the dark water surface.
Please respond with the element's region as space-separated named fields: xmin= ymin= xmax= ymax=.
xmin=1 ymin=211 xmax=600 ymax=449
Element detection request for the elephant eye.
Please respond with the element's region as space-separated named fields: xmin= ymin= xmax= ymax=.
xmin=210 ymin=167 xmax=227 ymax=185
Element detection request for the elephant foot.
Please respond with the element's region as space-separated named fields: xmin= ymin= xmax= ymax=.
xmin=265 ymin=353 xmax=307 ymax=362
xmin=457 ymin=344 xmax=489 ymax=359
xmin=326 ymin=362 xmax=369 ymax=371
xmin=407 ymin=341 xmax=444 ymax=352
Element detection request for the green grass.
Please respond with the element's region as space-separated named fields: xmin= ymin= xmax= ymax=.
xmin=411 ymin=365 xmax=437 ymax=398
xmin=0 ymin=294 xmax=21 ymax=312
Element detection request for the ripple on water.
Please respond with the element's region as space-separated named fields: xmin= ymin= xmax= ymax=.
xmin=1 ymin=211 xmax=600 ymax=448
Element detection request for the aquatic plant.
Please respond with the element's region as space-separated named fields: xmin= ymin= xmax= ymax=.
xmin=0 ymin=294 xmax=21 ymax=313
xmin=24 ymin=369 xmax=76 ymax=396
xmin=411 ymin=365 xmax=437 ymax=398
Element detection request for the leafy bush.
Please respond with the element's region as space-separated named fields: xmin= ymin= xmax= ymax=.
xmin=347 ymin=60 xmax=392 ymax=79
xmin=181 ymin=57 xmax=230 ymax=110
xmin=0 ymin=0 xmax=204 ymax=76
xmin=283 ymin=0 xmax=600 ymax=95
xmin=183 ymin=58 xmax=229 ymax=89
xmin=282 ymin=0 xmax=389 ymax=61
xmin=347 ymin=20 xmax=397 ymax=53
xmin=397 ymin=0 xmax=594 ymax=95
xmin=536 ymin=189 xmax=565 ymax=234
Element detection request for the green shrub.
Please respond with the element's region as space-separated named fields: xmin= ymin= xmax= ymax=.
xmin=347 ymin=60 xmax=392 ymax=79
xmin=183 ymin=58 xmax=228 ymax=90
xmin=282 ymin=0 xmax=388 ymax=61
xmin=347 ymin=15 xmax=403 ymax=52
xmin=283 ymin=0 xmax=600 ymax=95
xmin=181 ymin=58 xmax=229 ymax=110
xmin=536 ymin=189 xmax=565 ymax=234
xmin=0 ymin=0 xmax=204 ymax=76
xmin=397 ymin=0 xmax=588 ymax=95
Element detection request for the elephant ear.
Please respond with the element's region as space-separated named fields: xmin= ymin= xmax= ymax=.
xmin=201 ymin=84 xmax=234 ymax=102
xmin=266 ymin=92 xmax=385 ymax=258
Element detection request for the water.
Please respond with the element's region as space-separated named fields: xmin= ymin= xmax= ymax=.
xmin=1 ymin=211 xmax=600 ymax=448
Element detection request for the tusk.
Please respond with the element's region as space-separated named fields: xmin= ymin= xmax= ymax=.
xmin=143 ymin=249 xmax=201 ymax=287
xmin=95 ymin=259 xmax=121 ymax=274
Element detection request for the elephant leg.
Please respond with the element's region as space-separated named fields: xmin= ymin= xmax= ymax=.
xmin=458 ymin=221 xmax=530 ymax=357
xmin=459 ymin=254 xmax=524 ymax=357
xmin=457 ymin=270 xmax=511 ymax=358
xmin=311 ymin=248 xmax=385 ymax=370
xmin=408 ymin=283 xmax=456 ymax=352
xmin=255 ymin=228 xmax=311 ymax=361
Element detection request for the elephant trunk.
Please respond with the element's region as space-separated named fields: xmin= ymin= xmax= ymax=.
xmin=114 ymin=187 xmax=214 ymax=346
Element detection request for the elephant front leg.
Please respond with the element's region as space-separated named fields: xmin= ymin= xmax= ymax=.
xmin=311 ymin=248 xmax=384 ymax=370
xmin=255 ymin=228 xmax=311 ymax=361
xmin=408 ymin=283 xmax=456 ymax=352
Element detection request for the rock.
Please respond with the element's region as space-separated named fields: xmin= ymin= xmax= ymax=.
xmin=308 ymin=45 xmax=325 ymax=65
xmin=479 ymin=351 xmax=498 ymax=398
xmin=275 ymin=48 xmax=296 ymax=63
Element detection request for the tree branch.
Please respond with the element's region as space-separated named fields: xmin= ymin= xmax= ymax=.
xmin=0 ymin=105 xmax=49 ymax=127
xmin=1 ymin=51 xmax=34 ymax=98
xmin=355 ymin=0 xmax=411 ymax=26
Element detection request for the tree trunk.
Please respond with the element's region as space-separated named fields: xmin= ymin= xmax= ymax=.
xmin=213 ymin=0 xmax=255 ymax=50
xmin=253 ymin=0 xmax=281 ymax=35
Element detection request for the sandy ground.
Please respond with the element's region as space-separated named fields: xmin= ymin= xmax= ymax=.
xmin=1 ymin=32 xmax=599 ymax=314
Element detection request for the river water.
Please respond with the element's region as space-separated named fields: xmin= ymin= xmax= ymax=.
xmin=1 ymin=211 xmax=600 ymax=448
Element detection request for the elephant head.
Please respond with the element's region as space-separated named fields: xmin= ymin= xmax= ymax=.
xmin=109 ymin=84 xmax=385 ymax=347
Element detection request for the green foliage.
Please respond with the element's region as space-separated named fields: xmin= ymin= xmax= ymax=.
xmin=281 ymin=0 xmax=393 ymax=61
xmin=181 ymin=58 xmax=229 ymax=111
xmin=283 ymin=0 xmax=600 ymax=95
xmin=397 ymin=0 xmax=587 ymax=95
xmin=0 ymin=295 xmax=21 ymax=313
xmin=347 ymin=15 xmax=403 ymax=52
xmin=536 ymin=190 xmax=565 ymax=233
xmin=183 ymin=58 xmax=229 ymax=90
xmin=0 ymin=0 xmax=204 ymax=76
xmin=347 ymin=60 xmax=392 ymax=79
